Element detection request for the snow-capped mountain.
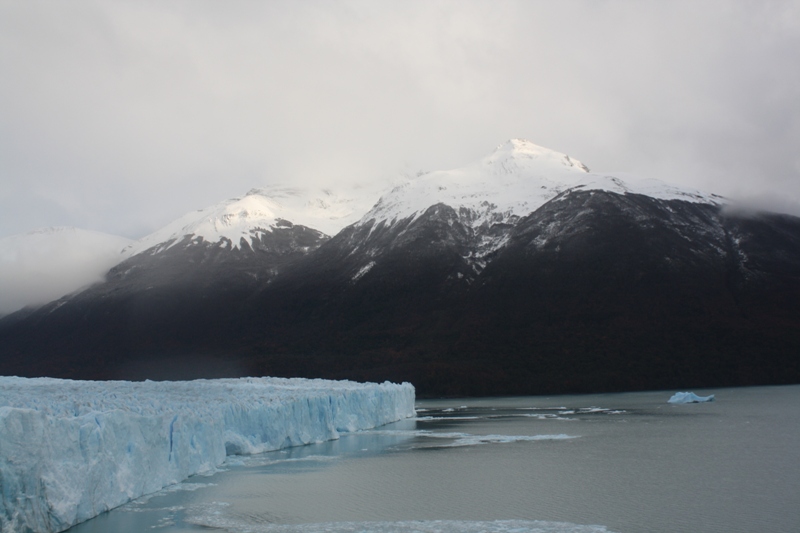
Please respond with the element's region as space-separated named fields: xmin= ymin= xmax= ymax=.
xmin=360 ymin=139 xmax=722 ymax=229
xmin=338 ymin=139 xmax=727 ymax=279
xmin=88 ymin=183 xmax=396 ymax=306
xmin=124 ymin=183 xmax=389 ymax=257
xmin=0 ymin=227 xmax=131 ymax=315
xmin=1 ymin=140 xmax=798 ymax=397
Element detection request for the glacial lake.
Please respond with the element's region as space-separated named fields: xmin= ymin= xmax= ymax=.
xmin=68 ymin=385 xmax=800 ymax=533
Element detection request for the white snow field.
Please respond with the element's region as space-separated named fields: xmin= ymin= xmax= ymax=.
xmin=123 ymin=139 xmax=726 ymax=260
xmin=359 ymin=139 xmax=724 ymax=230
xmin=122 ymin=182 xmax=392 ymax=257
xmin=0 ymin=376 xmax=415 ymax=533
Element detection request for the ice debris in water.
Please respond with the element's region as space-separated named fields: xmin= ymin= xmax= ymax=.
xmin=668 ymin=392 xmax=715 ymax=404
xmin=0 ymin=376 xmax=415 ymax=533
xmin=186 ymin=511 xmax=618 ymax=533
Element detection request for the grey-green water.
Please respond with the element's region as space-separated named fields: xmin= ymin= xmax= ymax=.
xmin=68 ymin=385 xmax=800 ymax=533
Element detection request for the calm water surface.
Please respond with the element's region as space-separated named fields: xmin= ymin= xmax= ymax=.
xmin=68 ymin=385 xmax=800 ymax=533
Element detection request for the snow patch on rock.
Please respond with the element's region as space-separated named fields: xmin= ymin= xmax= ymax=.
xmin=352 ymin=261 xmax=376 ymax=282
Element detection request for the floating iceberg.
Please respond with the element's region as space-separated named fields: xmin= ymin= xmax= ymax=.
xmin=668 ymin=391 xmax=715 ymax=404
xmin=0 ymin=376 xmax=415 ymax=533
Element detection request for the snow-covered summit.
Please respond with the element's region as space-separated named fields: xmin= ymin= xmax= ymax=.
xmin=359 ymin=139 xmax=724 ymax=229
xmin=484 ymin=139 xmax=590 ymax=173
xmin=124 ymin=184 xmax=387 ymax=257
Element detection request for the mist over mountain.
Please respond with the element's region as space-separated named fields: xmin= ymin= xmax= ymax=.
xmin=1 ymin=141 xmax=798 ymax=396
xmin=0 ymin=227 xmax=131 ymax=316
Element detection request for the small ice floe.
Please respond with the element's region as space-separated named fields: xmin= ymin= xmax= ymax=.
xmin=185 ymin=511 xmax=618 ymax=533
xmin=417 ymin=415 xmax=481 ymax=421
xmin=428 ymin=433 xmax=577 ymax=448
xmin=668 ymin=392 xmax=715 ymax=404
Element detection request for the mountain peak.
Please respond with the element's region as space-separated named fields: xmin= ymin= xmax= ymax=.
xmin=486 ymin=139 xmax=590 ymax=173
xmin=123 ymin=184 xmax=389 ymax=257
xmin=494 ymin=138 xmax=551 ymax=154
xmin=359 ymin=139 xmax=722 ymax=228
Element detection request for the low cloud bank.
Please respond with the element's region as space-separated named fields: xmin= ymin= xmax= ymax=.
xmin=721 ymin=192 xmax=800 ymax=219
xmin=0 ymin=227 xmax=130 ymax=315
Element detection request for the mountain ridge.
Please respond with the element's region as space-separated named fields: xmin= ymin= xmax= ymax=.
xmin=1 ymin=140 xmax=798 ymax=396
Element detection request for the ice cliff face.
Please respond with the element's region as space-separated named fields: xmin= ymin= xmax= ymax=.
xmin=0 ymin=377 xmax=415 ymax=533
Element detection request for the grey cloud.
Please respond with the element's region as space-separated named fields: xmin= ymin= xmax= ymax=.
xmin=1 ymin=0 xmax=799 ymax=241
xmin=0 ymin=227 xmax=131 ymax=315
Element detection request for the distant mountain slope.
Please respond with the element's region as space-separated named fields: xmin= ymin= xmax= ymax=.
xmin=0 ymin=227 xmax=131 ymax=316
xmin=232 ymin=189 xmax=800 ymax=396
xmin=1 ymin=141 xmax=798 ymax=396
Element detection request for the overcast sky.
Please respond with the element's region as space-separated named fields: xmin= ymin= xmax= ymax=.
xmin=2 ymin=0 xmax=799 ymax=240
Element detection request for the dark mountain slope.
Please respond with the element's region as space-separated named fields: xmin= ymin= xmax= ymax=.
xmin=453 ymin=191 xmax=800 ymax=394
xmin=234 ymin=191 xmax=800 ymax=396
xmin=0 ymin=223 xmax=328 ymax=379
xmin=1 ymin=191 xmax=799 ymax=397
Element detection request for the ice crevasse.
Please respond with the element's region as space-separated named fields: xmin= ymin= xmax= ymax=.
xmin=0 ymin=376 xmax=416 ymax=533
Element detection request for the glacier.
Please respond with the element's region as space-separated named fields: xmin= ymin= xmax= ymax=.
xmin=0 ymin=376 xmax=415 ymax=533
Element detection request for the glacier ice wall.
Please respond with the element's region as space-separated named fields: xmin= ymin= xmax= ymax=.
xmin=0 ymin=377 xmax=415 ymax=533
